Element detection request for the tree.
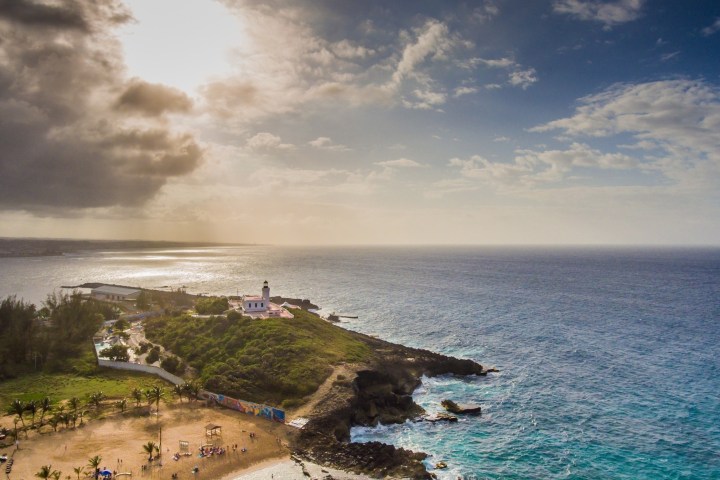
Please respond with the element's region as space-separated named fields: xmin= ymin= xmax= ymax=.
xmin=142 ymin=441 xmax=159 ymax=461
xmin=183 ymin=381 xmax=201 ymax=402
xmin=48 ymin=415 xmax=60 ymax=432
xmin=87 ymin=456 xmax=102 ymax=473
xmin=161 ymin=356 xmax=184 ymax=375
xmin=88 ymin=392 xmax=105 ymax=411
xmin=145 ymin=386 xmax=165 ymax=420
xmin=99 ymin=344 xmax=129 ymax=362
xmin=115 ymin=398 xmax=127 ymax=413
xmin=131 ymin=388 xmax=143 ymax=407
xmin=39 ymin=397 xmax=52 ymax=426
xmin=172 ymin=384 xmax=184 ymax=403
xmin=68 ymin=397 xmax=80 ymax=415
xmin=136 ymin=291 xmax=150 ymax=310
xmin=145 ymin=347 xmax=160 ymax=364
xmin=73 ymin=467 xmax=85 ymax=480
xmin=35 ymin=465 xmax=60 ymax=479
xmin=25 ymin=399 xmax=38 ymax=427
xmin=8 ymin=399 xmax=26 ymax=428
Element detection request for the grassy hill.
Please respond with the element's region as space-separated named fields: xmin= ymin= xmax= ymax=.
xmin=143 ymin=309 xmax=372 ymax=407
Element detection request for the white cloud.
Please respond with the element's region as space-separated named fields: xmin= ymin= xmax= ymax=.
xmin=472 ymin=1 xmax=500 ymax=23
xmin=405 ymin=88 xmax=447 ymax=109
xmin=308 ymin=136 xmax=351 ymax=152
xmin=246 ymin=132 xmax=294 ymax=151
xmin=454 ymin=86 xmax=478 ymax=97
xmin=448 ymin=143 xmax=637 ymax=188
xmin=375 ymin=158 xmax=423 ymax=168
xmin=553 ymin=0 xmax=644 ymax=27
xmin=529 ymin=79 xmax=720 ymax=188
xmin=475 ymin=57 xmax=516 ymax=68
xmin=494 ymin=136 xmax=510 ymax=142
xmin=509 ymin=68 xmax=538 ymax=89
xmin=701 ymin=18 xmax=720 ymax=36
xmin=660 ymin=51 xmax=680 ymax=62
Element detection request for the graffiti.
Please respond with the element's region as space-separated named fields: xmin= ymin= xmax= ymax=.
xmin=206 ymin=392 xmax=285 ymax=423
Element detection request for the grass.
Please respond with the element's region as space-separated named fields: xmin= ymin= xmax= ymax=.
xmin=144 ymin=308 xmax=374 ymax=406
xmin=0 ymin=369 xmax=168 ymax=406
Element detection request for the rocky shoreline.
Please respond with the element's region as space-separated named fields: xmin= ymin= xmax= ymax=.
xmin=292 ymin=330 xmax=497 ymax=478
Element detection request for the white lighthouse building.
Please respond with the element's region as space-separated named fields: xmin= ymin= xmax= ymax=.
xmin=240 ymin=281 xmax=293 ymax=319
xmin=242 ymin=280 xmax=270 ymax=313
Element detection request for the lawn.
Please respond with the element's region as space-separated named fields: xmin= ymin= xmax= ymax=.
xmin=0 ymin=369 xmax=169 ymax=406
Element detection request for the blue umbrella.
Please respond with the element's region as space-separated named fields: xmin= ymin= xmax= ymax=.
xmin=100 ymin=470 xmax=112 ymax=476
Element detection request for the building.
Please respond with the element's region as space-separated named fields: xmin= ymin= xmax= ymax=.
xmin=91 ymin=285 xmax=141 ymax=302
xmin=242 ymin=280 xmax=270 ymax=312
xmin=241 ymin=281 xmax=293 ymax=319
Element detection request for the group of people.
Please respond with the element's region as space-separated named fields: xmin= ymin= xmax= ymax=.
xmin=198 ymin=445 xmax=226 ymax=457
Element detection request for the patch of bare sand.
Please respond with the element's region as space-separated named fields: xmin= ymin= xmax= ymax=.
xmin=4 ymin=402 xmax=292 ymax=480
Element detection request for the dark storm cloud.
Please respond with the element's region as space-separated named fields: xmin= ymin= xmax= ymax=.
xmin=0 ymin=0 xmax=88 ymax=31
xmin=116 ymin=79 xmax=193 ymax=116
xmin=0 ymin=0 xmax=203 ymax=213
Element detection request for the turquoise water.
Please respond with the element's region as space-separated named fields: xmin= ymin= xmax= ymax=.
xmin=1 ymin=246 xmax=719 ymax=478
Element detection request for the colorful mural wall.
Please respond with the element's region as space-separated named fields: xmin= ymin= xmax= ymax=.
xmin=205 ymin=392 xmax=285 ymax=423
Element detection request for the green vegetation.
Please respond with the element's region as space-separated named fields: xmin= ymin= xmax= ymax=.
xmin=144 ymin=308 xmax=372 ymax=405
xmin=99 ymin=344 xmax=129 ymax=362
xmin=194 ymin=296 xmax=229 ymax=315
xmin=0 ymin=292 xmax=114 ymax=378
xmin=0 ymin=370 xmax=163 ymax=406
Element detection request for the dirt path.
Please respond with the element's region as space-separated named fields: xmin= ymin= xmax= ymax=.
xmin=288 ymin=363 xmax=362 ymax=420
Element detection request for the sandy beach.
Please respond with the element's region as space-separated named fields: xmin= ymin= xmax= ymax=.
xmin=1 ymin=402 xmax=294 ymax=480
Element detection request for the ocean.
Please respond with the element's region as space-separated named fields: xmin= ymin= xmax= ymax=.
xmin=1 ymin=246 xmax=719 ymax=479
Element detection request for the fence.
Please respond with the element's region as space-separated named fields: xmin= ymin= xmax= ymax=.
xmin=97 ymin=359 xmax=185 ymax=385
xmin=203 ymin=392 xmax=286 ymax=423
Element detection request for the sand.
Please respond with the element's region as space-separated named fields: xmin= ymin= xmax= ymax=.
xmin=226 ymin=458 xmax=372 ymax=479
xmin=1 ymin=401 xmax=293 ymax=480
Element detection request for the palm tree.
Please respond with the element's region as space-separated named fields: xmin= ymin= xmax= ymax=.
xmin=73 ymin=466 xmax=85 ymax=480
xmin=88 ymin=392 xmax=105 ymax=411
xmin=26 ymin=399 xmax=38 ymax=427
xmin=8 ymin=399 xmax=26 ymax=428
xmin=184 ymin=381 xmax=201 ymax=402
xmin=146 ymin=386 xmax=165 ymax=420
xmin=68 ymin=397 xmax=79 ymax=416
xmin=87 ymin=456 xmax=102 ymax=475
xmin=131 ymin=388 xmax=143 ymax=408
xmin=48 ymin=416 xmax=60 ymax=432
xmin=115 ymin=398 xmax=128 ymax=413
xmin=173 ymin=384 xmax=184 ymax=403
xmin=39 ymin=397 xmax=52 ymax=426
xmin=35 ymin=465 xmax=60 ymax=479
xmin=142 ymin=441 xmax=159 ymax=461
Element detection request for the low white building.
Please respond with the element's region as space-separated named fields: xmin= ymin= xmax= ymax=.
xmin=91 ymin=285 xmax=141 ymax=302
xmin=242 ymin=280 xmax=270 ymax=312
xmin=241 ymin=281 xmax=293 ymax=319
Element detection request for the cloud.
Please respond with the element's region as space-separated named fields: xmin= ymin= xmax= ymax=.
xmin=454 ymin=86 xmax=478 ymax=97
xmin=0 ymin=0 xmax=203 ymax=213
xmin=405 ymin=88 xmax=447 ymax=109
xmin=553 ymin=0 xmax=644 ymax=27
xmin=660 ymin=51 xmax=680 ymax=62
xmin=701 ymin=18 xmax=720 ymax=36
xmin=471 ymin=57 xmax=538 ymax=89
xmin=246 ymin=132 xmax=294 ymax=151
xmin=471 ymin=1 xmax=500 ymax=23
xmin=530 ymin=79 xmax=720 ymax=188
xmin=0 ymin=0 xmax=90 ymax=31
xmin=448 ymin=143 xmax=637 ymax=188
xmin=509 ymin=68 xmax=538 ymax=89
xmin=475 ymin=57 xmax=516 ymax=69
xmin=308 ymin=137 xmax=350 ymax=152
xmin=375 ymin=158 xmax=423 ymax=168
xmin=116 ymin=79 xmax=193 ymax=116
xmin=391 ymin=20 xmax=456 ymax=87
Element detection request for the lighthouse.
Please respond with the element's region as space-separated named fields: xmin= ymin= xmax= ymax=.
xmin=262 ymin=280 xmax=270 ymax=304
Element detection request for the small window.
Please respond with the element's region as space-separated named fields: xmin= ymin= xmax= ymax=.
xmin=261 ymin=302 xmax=264 ymax=307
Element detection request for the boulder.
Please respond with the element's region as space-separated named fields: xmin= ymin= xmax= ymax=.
xmin=441 ymin=399 xmax=482 ymax=415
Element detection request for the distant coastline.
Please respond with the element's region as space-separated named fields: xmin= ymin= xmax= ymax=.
xmin=0 ymin=237 xmax=260 ymax=258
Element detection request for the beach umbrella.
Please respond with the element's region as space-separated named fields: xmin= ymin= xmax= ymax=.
xmin=99 ymin=470 xmax=112 ymax=476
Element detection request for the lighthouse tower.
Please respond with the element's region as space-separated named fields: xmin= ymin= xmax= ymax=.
xmin=262 ymin=280 xmax=270 ymax=304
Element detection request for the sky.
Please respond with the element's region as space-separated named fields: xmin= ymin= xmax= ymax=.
xmin=0 ymin=0 xmax=719 ymax=245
